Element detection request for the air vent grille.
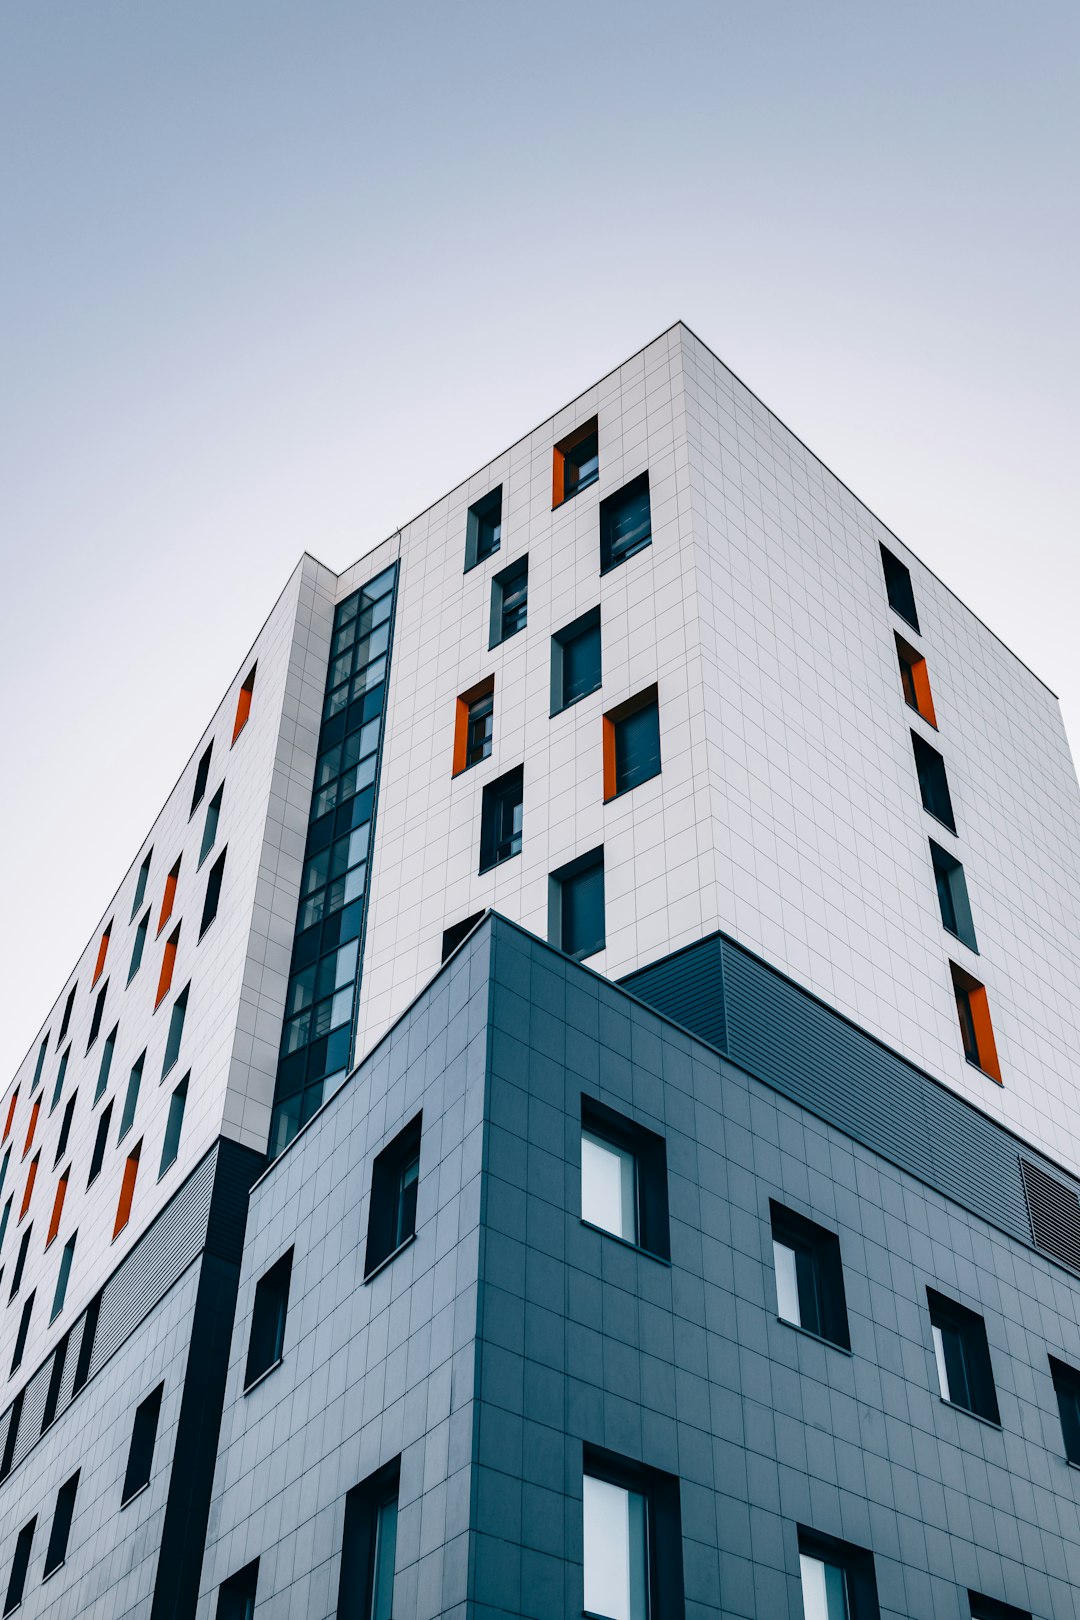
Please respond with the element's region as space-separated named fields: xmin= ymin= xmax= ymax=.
xmin=1019 ymin=1156 xmax=1080 ymax=1274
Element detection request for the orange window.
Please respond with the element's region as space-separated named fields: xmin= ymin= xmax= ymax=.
xmin=895 ymin=634 xmax=937 ymax=727
xmin=158 ymin=858 xmax=181 ymax=936
xmin=155 ymin=926 xmax=180 ymax=1011
xmin=552 ymin=417 xmax=599 ymax=508
xmin=950 ymin=963 xmax=1002 ymax=1083
xmin=452 ymin=676 xmax=495 ymax=776
xmin=20 ymin=1152 xmax=39 ymax=1220
xmin=2 ymin=1089 xmax=18 ymax=1145
xmin=602 ymin=684 xmax=661 ymax=802
xmin=113 ymin=1142 xmax=141 ymax=1238
xmin=46 ymin=1169 xmax=68 ymax=1247
xmin=232 ymin=663 xmax=257 ymax=744
xmin=22 ymin=1098 xmax=40 ymax=1159
xmin=91 ymin=921 xmax=112 ymax=987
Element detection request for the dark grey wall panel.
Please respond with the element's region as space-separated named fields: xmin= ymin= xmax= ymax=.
xmin=621 ymin=930 xmax=727 ymax=1052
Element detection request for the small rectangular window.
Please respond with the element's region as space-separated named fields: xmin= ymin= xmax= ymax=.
xmin=199 ymin=784 xmax=223 ymax=867
xmin=1050 ymin=1355 xmax=1080 ymax=1465
xmin=50 ymin=1048 xmax=69 ymax=1114
xmin=113 ymin=1141 xmax=142 ymax=1239
xmin=550 ymin=847 xmax=605 ymax=960
xmin=54 ymin=1092 xmax=77 ymax=1167
xmin=158 ymin=1074 xmax=189 ymax=1177
xmin=21 ymin=1099 xmax=39 ymax=1159
xmin=71 ymin=1290 xmax=101 ymax=1394
xmin=9 ymin=1225 xmax=31 ymax=1299
xmin=121 ymin=1382 xmax=163 ymax=1503
xmin=10 ymin=1291 xmax=34 ymax=1374
xmin=798 ymin=1526 xmax=881 ymax=1620
xmin=87 ymin=977 xmax=108 ymax=1051
xmin=0 ymin=1394 xmax=23 ymax=1483
xmin=464 ymin=485 xmax=502 ymax=570
xmin=43 ymin=1471 xmax=79 ymax=1578
xmin=0 ymin=1149 xmax=8 ymax=1203
xmin=131 ymin=848 xmax=152 ymax=921
xmin=479 ymin=766 xmax=523 ymax=872
xmin=51 ymin=1232 xmax=76 ymax=1322
xmin=95 ymin=1025 xmax=118 ymax=1103
xmin=2 ymin=1092 xmax=16 ymax=1147
xmin=91 ymin=921 xmax=112 ymax=988
xmin=911 ymin=731 xmax=957 ymax=831
xmin=3 ymin=1516 xmax=35 ymax=1616
xmin=969 ymin=1594 xmax=1031 ymax=1619
xmin=489 ymin=557 xmax=528 ymax=648
xmin=551 ymin=606 xmax=602 ymax=713
xmin=19 ymin=1153 xmax=39 ymax=1221
xmin=452 ymin=677 xmax=495 ymax=775
xmin=931 ymin=842 xmax=977 ymax=950
xmin=582 ymin=1446 xmax=683 ymax=1620
xmin=337 ymin=1458 xmax=400 ymax=1620
xmin=894 ymin=633 xmax=937 ymax=726
xmin=200 ymin=849 xmax=227 ymax=937
xmin=232 ymin=662 xmax=257 ymax=744
xmin=88 ymin=1102 xmax=113 ymax=1186
xmin=57 ymin=984 xmax=77 ymax=1044
xmin=0 ymin=1196 xmax=11 ymax=1256
xmin=157 ymin=856 xmax=181 ymax=936
xmin=244 ymin=1248 xmax=293 ymax=1388
xmin=365 ymin=1115 xmax=422 ymax=1278
xmin=191 ymin=740 xmax=214 ymax=816
xmin=553 ymin=417 xmax=599 ymax=507
xmin=604 ymin=685 xmax=661 ymax=800
xmin=950 ymin=963 xmax=1001 ymax=1082
xmin=41 ymin=1333 xmax=68 ymax=1432
xmin=32 ymin=1035 xmax=49 ymax=1092
xmin=927 ymin=1287 xmax=1000 ymax=1423
xmin=880 ymin=543 xmax=919 ymax=630
xmin=441 ymin=913 xmax=485 ymax=962
xmin=119 ymin=1052 xmax=145 ymax=1142
xmin=599 ymin=471 xmax=652 ymax=574
xmin=128 ymin=908 xmax=150 ymax=984
xmin=770 ymin=1201 xmax=851 ymax=1350
xmin=580 ymin=1097 xmax=669 ymax=1260
xmin=155 ymin=926 xmax=180 ymax=1010
xmin=163 ymin=988 xmax=190 ymax=1079
xmin=217 ymin=1559 xmax=260 ymax=1620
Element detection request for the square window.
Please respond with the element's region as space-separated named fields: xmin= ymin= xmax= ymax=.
xmin=452 ymin=677 xmax=495 ymax=775
xmin=464 ymin=486 xmax=502 ymax=570
xmin=551 ymin=606 xmax=601 ymax=713
xmin=553 ymin=417 xmax=599 ymax=507
xmin=927 ymin=1287 xmax=1000 ymax=1423
xmin=911 ymin=731 xmax=957 ymax=831
xmin=365 ymin=1115 xmax=422 ymax=1278
xmin=770 ymin=1201 xmax=850 ymax=1350
xmin=604 ymin=686 xmax=661 ymax=800
xmin=479 ymin=766 xmax=523 ymax=872
xmin=880 ymin=543 xmax=919 ymax=630
xmin=599 ymin=471 xmax=651 ymax=573
xmin=489 ymin=557 xmax=528 ymax=648
xmin=441 ymin=912 xmax=485 ymax=962
xmin=931 ymin=842 xmax=977 ymax=950
xmin=337 ymin=1458 xmax=400 ymax=1620
xmin=580 ymin=1097 xmax=668 ymax=1260
xmin=550 ymin=847 xmax=605 ymax=960
xmin=582 ymin=1446 xmax=682 ymax=1620
xmin=121 ymin=1382 xmax=163 ymax=1503
xmin=798 ymin=1527 xmax=880 ymax=1620
xmin=216 ymin=1559 xmax=259 ymax=1620
xmin=895 ymin=633 xmax=937 ymax=726
xmin=950 ymin=963 xmax=1001 ymax=1081
xmin=244 ymin=1248 xmax=293 ymax=1388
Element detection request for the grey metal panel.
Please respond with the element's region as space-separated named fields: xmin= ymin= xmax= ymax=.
xmin=620 ymin=932 xmax=727 ymax=1053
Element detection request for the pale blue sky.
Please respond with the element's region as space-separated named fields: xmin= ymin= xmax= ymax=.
xmin=1 ymin=1 xmax=1078 ymax=1080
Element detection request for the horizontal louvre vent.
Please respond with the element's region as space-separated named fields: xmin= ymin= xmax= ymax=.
xmin=1020 ymin=1156 xmax=1080 ymax=1274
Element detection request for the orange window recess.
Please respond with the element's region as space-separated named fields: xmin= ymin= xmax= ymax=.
xmin=602 ymin=684 xmax=661 ymax=803
xmin=155 ymin=926 xmax=180 ymax=1011
xmin=91 ymin=921 xmax=112 ymax=988
xmin=895 ymin=634 xmax=938 ymax=728
xmin=113 ymin=1142 xmax=141 ymax=1239
xmin=2 ymin=1089 xmax=18 ymax=1145
xmin=46 ymin=1169 xmax=68 ymax=1247
xmin=232 ymin=663 xmax=257 ymax=744
xmin=20 ymin=1152 xmax=39 ymax=1221
xmin=157 ymin=858 xmax=181 ymax=937
xmin=452 ymin=676 xmax=495 ymax=776
xmin=950 ymin=962 xmax=1002 ymax=1084
xmin=22 ymin=1098 xmax=40 ymax=1159
xmin=552 ymin=417 xmax=599 ymax=509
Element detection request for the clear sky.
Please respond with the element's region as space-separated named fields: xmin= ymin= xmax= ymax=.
xmin=1 ymin=1 xmax=1078 ymax=1083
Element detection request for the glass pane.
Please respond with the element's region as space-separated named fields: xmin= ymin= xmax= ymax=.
xmin=773 ymin=1239 xmax=801 ymax=1327
xmin=799 ymin=1553 xmax=849 ymax=1620
xmin=330 ymin=988 xmax=353 ymax=1029
xmin=564 ymin=624 xmax=601 ymax=703
xmin=615 ymin=702 xmax=661 ymax=794
xmin=344 ymin=864 xmax=366 ymax=904
xmin=335 ymin=939 xmax=360 ymax=988
xmin=583 ymin=1474 xmax=646 ymax=1620
xmin=581 ymin=1131 xmax=636 ymax=1243
xmin=371 ymin=1493 xmax=398 ymax=1620
xmin=563 ymin=863 xmax=604 ymax=958
xmin=932 ymin=1322 xmax=951 ymax=1400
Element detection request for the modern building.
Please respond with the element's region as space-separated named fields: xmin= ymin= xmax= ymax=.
xmin=2 ymin=321 xmax=1080 ymax=1619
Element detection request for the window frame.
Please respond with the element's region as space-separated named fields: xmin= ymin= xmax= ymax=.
xmin=895 ymin=633 xmax=937 ymax=727
xmin=549 ymin=846 xmax=606 ymax=961
xmin=190 ymin=740 xmax=214 ymax=817
xmin=769 ymin=1201 xmax=851 ymax=1351
xmin=927 ymin=1287 xmax=1000 ymax=1424
xmin=582 ymin=1444 xmax=683 ymax=1620
xmin=489 ymin=556 xmax=529 ymax=649
xmin=604 ymin=685 xmax=661 ymax=801
xmin=949 ymin=962 xmax=1001 ymax=1082
xmin=336 ymin=1456 xmax=400 ymax=1620
xmin=478 ymin=766 xmax=524 ymax=873
xmin=464 ymin=485 xmax=503 ymax=571
xmin=551 ymin=606 xmax=602 ymax=715
xmin=441 ymin=912 xmax=485 ymax=963
xmin=364 ymin=1115 xmax=423 ymax=1280
xmin=121 ymin=1382 xmax=164 ymax=1505
xmin=880 ymin=543 xmax=920 ymax=631
xmin=797 ymin=1525 xmax=881 ymax=1620
xmin=452 ymin=676 xmax=495 ymax=776
xmin=244 ymin=1247 xmax=294 ymax=1390
xmin=43 ymin=1470 xmax=79 ymax=1579
xmin=911 ymin=730 xmax=957 ymax=832
xmin=1050 ymin=1354 xmax=1080 ymax=1466
xmin=553 ymin=417 xmax=599 ymax=508
xmin=216 ymin=1558 xmax=260 ymax=1620
xmin=580 ymin=1096 xmax=669 ymax=1262
xmin=599 ymin=470 xmax=652 ymax=575
xmin=930 ymin=842 xmax=978 ymax=951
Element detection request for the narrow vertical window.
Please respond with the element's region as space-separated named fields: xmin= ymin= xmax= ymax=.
xmin=232 ymin=663 xmax=257 ymax=744
xmin=57 ymin=984 xmax=77 ymax=1043
xmin=464 ymin=485 xmax=503 ymax=570
xmin=604 ymin=686 xmax=661 ymax=800
xmin=155 ymin=926 xmax=180 ymax=1010
xmin=32 ymin=1034 xmax=49 ymax=1092
xmin=452 ymin=677 xmax=495 ymax=775
xmin=131 ymin=848 xmax=153 ymax=921
xmin=10 ymin=1291 xmax=34 ymax=1374
xmin=88 ymin=1102 xmax=113 ymax=1186
xmin=217 ymin=1559 xmax=259 ymax=1620
xmin=479 ymin=767 xmax=524 ymax=872
xmin=87 ymin=977 xmax=108 ymax=1051
xmin=244 ymin=1248 xmax=294 ymax=1388
xmin=157 ymin=856 xmax=181 ymax=936
xmin=91 ymin=921 xmax=112 ymax=987
xmin=19 ymin=1153 xmax=39 ymax=1221
xmin=550 ymin=848 xmax=605 ymax=961
xmin=337 ymin=1459 xmax=400 ymax=1620
xmin=895 ymin=634 xmax=937 ymax=726
xmin=43 ymin=1471 xmax=79 ymax=1577
xmin=50 ymin=1046 xmax=70 ymax=1113
xmin=0 ymin=1148 xmax=8 ymax=1202
xmin=71 ymin=1290 xmax=101 ymax=1394
xmin=121 ymin=1382 xmax=163 ymax=1503
xmin=1050 ymin=1356 xmax=1080 ymax=1466
xmin=950 ymin=963 xmax=1001 ymax=1081
xmin=553 ymin=416 xmax=599 ymax=507
xmin=579 ymin=1098 xmax=669 ymax=1260
xmin=22 ymin=1098 xmax=40 ymax=1158
xmin=880 ymin=543 xmax=920 ymax=630
xmin=8 ymin=1226 xmax=32 ymax=1299
xmin=41 ymin=1335 xmax=68 ymax=1432
xmin=930 ymin=842 xmax=978 ymax=950
xmin=158 ymin=1074 xmax=189 ymax=1177
xmin=365 ymin=1116 xmax=422 ymax=1278
xmin=0 ymin=1198 xmax=11 ymax=1257
xmin=1 ymin=1091 xmax=17 ymax=1146
xmin=489 ymin=557 xmax=528 ymax=647
xmin=200 ymin=850 xmax=227 ymax=937
xmin=0 ymin=1394 xmax=23 ymax=1483
xmin=96 ymin=1024 xmax=118 ymax=1102
xmin=162 ymin=987 xmax=190 ymax=1076
xmin=599 ymin=471 xmax=652 ymax=573
xmin=551 ymin=606 xmax=602 ymax=713
xmin=190 ymin=740 xmax=214 ymax=816
xmin=51 ymin=1233 xmax=77 ymax=1322
xmin=911 ymin=732 xmax=957 ymax=832
xmin=119 ymin=1053 xmax=145 ymax=1142
xmin=199 ymin=784 xmax=223 ymax=866
xmin=54 ymin=1091 xmax=77 ymax=1167
xmin=46 ymin=1169 xmax=69 ymax=1248
xmin=113 ymin=1141 xmax=142 ymax=1238
xmin=3 ymin=1517 xmax=35 ymax=1616
xmin=128 ymin=909 xmax=151 ymax=983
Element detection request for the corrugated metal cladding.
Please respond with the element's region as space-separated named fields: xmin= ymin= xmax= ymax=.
xmin=625 ymin=927 xmax=1076 ymax=1265
xmin=1020 ymin=1157 xmax=1080 ymax=1276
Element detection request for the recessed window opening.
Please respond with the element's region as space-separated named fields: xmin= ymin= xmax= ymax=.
xmin=441 ymin=913 xmax=485 ymax=962
xmin=931 ymin=842 xmax=977 ymax=950
xmin=199 ymin=785 xmax=223 ymax=867
xmin=550 ymin=847 xmax=605 ymax=960
xmin=131 ymin=849 xmax=152 ymax=921
xmin=950 ymin=963 xmax=1001 ymax=1081
xmin=479 ymin=766 xmax=523 ymax=872
xmin=880 ymin=544 xmax=920 ymax=631
xmin=128 ymin=909 xmax=150 ymax=983
xmin=217 ymin=1559 xmax=260 ymax=1620
xmin=55 ymin=1092 xmax=77 ymax=1166
xmin=95 ymin=1025 xmax=118 ymax=1103
xmin=57 ymin=984 xmax=77 ymax=1044
xmin=452 ymin=676 xmax=495 ymax=775
xmin=927 ymin=1287 xmax=1000 ymax=1423
xmin=489 ymin=557 xmax=528 ymax=648
xmin=4 ymin=1516 xmax=36 ymax=1616
xmin=551 ymin=606 xmax=602 ymax=714
xmin=244 ymin=1248 xmax=294 ymax=1388
xmin=113 ymin=1141 xmax=142 ymax=1238
xmin=604 ymin=686 xmax=661 ymax=800
xmin=464 ymin=485 xmax=502 ymax=570
xmin=911 ymin=731 xmax=957 ymax=831
xmin=798 ymin=1526 xmax=881 ymax=1620
xmin=599 ymin=471 xmax=652 ymax=574
xmin=155 ymin=926 xmax=180 ymax=1010
xmin=119 ymin=1053 xmax=145 ymax=1141
xmin=1050 ymin=1355 xmax=1080 ymax=1466
xmin=582 ymin=1445 xmax=683 ymax=1620
xmin=191 ymin=740 xmax=214 ymax=816
xmin=43 ymin=1471 xmax=79 ymax=1578
xmin=41 ymin=1334 xmax=68 ymax=1431
xmin=232 ymin=663 xmax=257 ymax=744
xmin=895 ymin=633 xmax=937 ymax=726
xmin=580 ymin=1097 xmax=669 ymax=1260
xmin=51 ymin=1232 xmax=77 ymax=1321
xmin=50 ymin=1048 xmax=69 ymax=1114
xmin=158 ymin=857 xmax=181 ymax=936
xmin=365 ymin=1115 xmax=422 ymax=1277
xmin=32 ymin=1036 xmax=49 ymax=1093
xmin=200 ymin=848 xmax=227 ymax=937
xmin=88 ymin=1102 xmax=113 ymax=1186
xmin=87 ymin=978 xmax=108 ymax=1051
xmin=770 ymin=1202 xmax=850 ymax=1350
xmin=91 ymin=922 xmax=112 ymax=988
xmin=337 ymin=1458 xmax=400 ymax=1620
xmin=159 ymin=1074 xmax=189 ymax=1177
xmin=553 ymin=417 xmax=599 ymax=507
xmin=121 ymin=1382 xmax=164 ymax=1504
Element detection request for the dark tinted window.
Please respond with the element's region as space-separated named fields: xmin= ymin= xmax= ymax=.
xmin=600 ymin=471 xmax=652 ymax=573
xmin=217 ymin=1558 xmax=259 ymax=1620
xmin=4 ymin=1517 xmax=35 ymax=1616
xmin=88 ymin=1102 xmax=113 ymax=1185
xmin=607 ymin=687 xmax=662 ymax=798
xmin=122 ymin=1383 xmax=164 ymax=1503
xmin=550 ymin=848 xmax=605 ymax=960
xmin=365 ymin=1116 xmax=422 ymax=1278
xmin=191 ymin=741 xmax=214 ymax=815
xmin=930 ymin=841 xmax=977 ymax=949
xmin=771 ymin=1202 xmax=850 ymax=1350
xmin=44 ymin=1471 xmax=79 ymax=1576
xmin=245 ymin=1249 xmax=293 ymax=1388
xmin=337 ymin=1459 xmax=400 ymax=1620
xmin=911 ymin=732 xmax=956 ymax=831
xmin=928 ymin=1288 xmax=999 ymax=1423
xmin=200 ymin=848 xmax=227 ymax=937
xmin=880 ymin=543 xmax=919 ymax=630
xmin=551 ymin=607 xmax=601 ymax=713
xmin=479 ymin=767 xmax=523 ymax=871
xmin=490 ymin=558 xmax=528 ymax=647
xmin=441 ymin=913 xmax=484 ymax=962
xmin=465 ymin=486 xmax=502 ymax=570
